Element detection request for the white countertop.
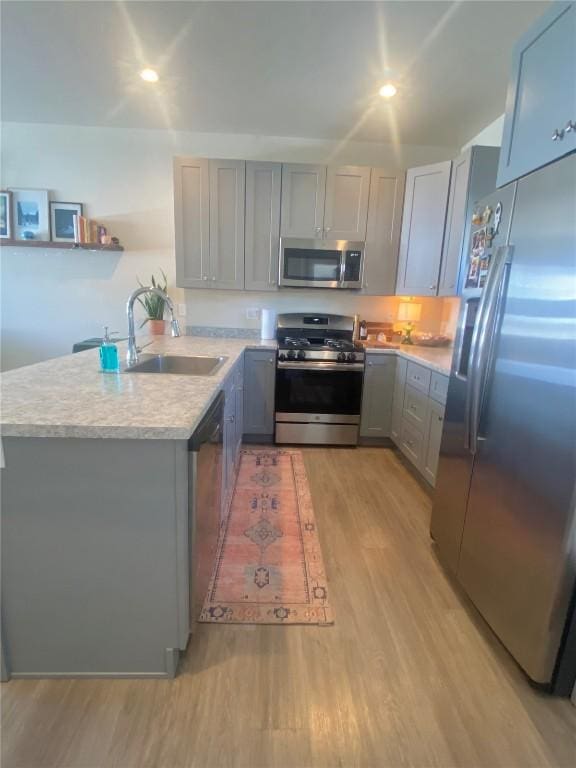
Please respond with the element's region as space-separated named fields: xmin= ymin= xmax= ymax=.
xmin=363 ymin=345 xmax=453 ymax=375
xmin=1 ymin=336 xmax=452 ymax=441
xmin=1 ymin=337 xmax=276 ymax=440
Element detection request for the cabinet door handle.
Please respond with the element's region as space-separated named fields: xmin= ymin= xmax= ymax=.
xmin=367 ymin=361 xmax=373 ymax=366
xmin=429 ymin=284 xmax=437 ymax=291
xmin=268 ymin=358 xmax=274 ymax=364
xmin=211 ymin=276 xmax=217 ymax=281
xmin=315 ymin=227 xmax=322 ymax=235
xmin=325 ymin=227 xmax=331 ymax=233
xmin=552 ymin=128 xmax=565 ymax=141
xmin=565 ymin=120 xmax=575 ymax=134
xmin=202 ymin=275 xmax=208 ymax=281
xmin=225 ymin=415 xmax=235 ymax=423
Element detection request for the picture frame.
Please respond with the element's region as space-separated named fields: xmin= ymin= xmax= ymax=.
xmin=0 ymin=190 xmax=12 ymax=239
xmin=9 ymin=188 xmax=50 ymax=241
xmin=50 ymin=201 xmax=83 ymax=242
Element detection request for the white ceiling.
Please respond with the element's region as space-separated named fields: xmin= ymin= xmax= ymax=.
xmin=1 ymin=1 xmax=549 ymax=147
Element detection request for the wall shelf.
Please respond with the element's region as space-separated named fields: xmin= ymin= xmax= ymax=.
xmin=0 ymin=239 xmax=124 ymax=252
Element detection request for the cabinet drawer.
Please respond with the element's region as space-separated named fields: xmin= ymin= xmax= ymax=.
xmin=403 ymin=385 xmax=429 ymax=431
xmin=429 ymin=372 xmax=449 ymax=405
xmin=400 ymin=419 xmax=424 ymax=468
xmin=406 ymin=362 xmax=431 ymax=395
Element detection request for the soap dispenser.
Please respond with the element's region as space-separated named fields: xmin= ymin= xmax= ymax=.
xmin=99 ymin=326 xmax=119 ymax=373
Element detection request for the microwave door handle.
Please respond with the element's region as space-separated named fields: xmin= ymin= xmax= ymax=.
xmin=339 ymin=251 xmax=346 ymax=286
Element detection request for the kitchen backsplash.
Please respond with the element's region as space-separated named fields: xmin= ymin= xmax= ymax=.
xmin=184 ymin=290 xmax=460 ymax=342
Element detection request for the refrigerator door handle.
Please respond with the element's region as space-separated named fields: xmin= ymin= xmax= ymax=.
xmin=465 ymin=245 xmax=514 ymax=454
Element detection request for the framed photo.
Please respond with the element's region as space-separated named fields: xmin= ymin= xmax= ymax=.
xmin=50 ymin=201 xmax=83 ymax=242
xmin=9 ymin=188 xmax=50 ymax=241
xmin=0 ymin=190 xmax=12 ymax=239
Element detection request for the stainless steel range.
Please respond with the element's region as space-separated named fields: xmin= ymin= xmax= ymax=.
xmin=275 ymin=313 xmax=364 ymax=445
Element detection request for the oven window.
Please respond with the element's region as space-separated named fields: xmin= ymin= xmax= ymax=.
xmin=283 ymin=248 xmax=341 ymax=281
xmin=276 ymin=368 xmax=363 ymax=415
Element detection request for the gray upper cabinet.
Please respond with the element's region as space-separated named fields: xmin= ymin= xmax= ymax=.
xmin=497 ymin=2 xmax=576 ymax=187
xmin=175 ymin=158 xmax=245 ymax=290
xmin=280 ymin=164 xmax=326 ymax=238
xmin=174 ymin=157 xmax=210 ymax=288
xmin=395 ymin=160 xmax=452 ymax=296
xmin=323 ymin=166 xmax=371 ymax=240
xmin=245 ymin=161 xmax=281 ymax=291
xmin=209 ymin=159 xmax=245 ymax=290
xmin=439 ymin=146 xmax=499 ymax=296
xmin=360 ymin=354 xmax=396 ymax=438
xmin=362 ymin=168 xmax=405 ymax=295
xmin=243 ymin=349 xmax=276 ymax=437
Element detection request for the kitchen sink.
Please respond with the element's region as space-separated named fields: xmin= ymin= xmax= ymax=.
xmin=126 ymin=354 xmax=228 ymax=376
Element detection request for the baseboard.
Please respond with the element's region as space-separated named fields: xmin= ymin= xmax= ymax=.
xmin=243 ymin=434 xmax=274 ymax=444
xmin=357 ymin=437 xmax=395 ymax=447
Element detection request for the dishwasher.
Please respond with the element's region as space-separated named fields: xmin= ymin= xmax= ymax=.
xmin=188 ymin=391 xmax=224 ymax=629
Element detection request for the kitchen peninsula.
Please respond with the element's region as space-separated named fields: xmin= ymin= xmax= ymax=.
xmin=1 ymin=335 xmax=452 ymax=679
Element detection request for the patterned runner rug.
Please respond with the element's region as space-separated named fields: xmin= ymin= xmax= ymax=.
xmin=199 ymin=448 xmax=333 ymax=625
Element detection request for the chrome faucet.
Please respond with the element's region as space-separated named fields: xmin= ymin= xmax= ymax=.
xmin=126 ymin=286 xmax=181 ymax=367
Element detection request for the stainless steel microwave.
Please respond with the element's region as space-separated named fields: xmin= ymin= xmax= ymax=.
xmin=279 ymin=238 xmax=364 ymax=289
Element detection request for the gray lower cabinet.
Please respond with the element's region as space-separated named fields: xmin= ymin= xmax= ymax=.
xmin=390 ymin=357 xmax=408 ymax=443
xmin=362 ymin=168 xmax=405 ymax=295
xmin=390 ymin=358 xmax=448 ymax=486
xmin=438 ymin=146 xmax=499 ymax=296
xmin=423 ymin=399 xmax=445 ymax=485
xmin=396 ymin=160 xmax=452 ymax=296
xmin=222 ymin=358 xmax=244 ymax=519
xmin=360 ymin=354 xmax=396 ymax=437
xmin=174 ymin=157 xmax=245 ymax=290
xmin=497 ymin=2 xmax=576 ymax=187
xmin=245 ymin=161 xmax=281 ymax=291
xmin=243 ymin=349 xmax=276 ymax=439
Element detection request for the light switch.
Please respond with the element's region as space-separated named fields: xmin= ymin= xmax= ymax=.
xmin=177 ymin=303 xmax=187 ymax=317
xmin=246 ymin=307 xmax=260 ymax=320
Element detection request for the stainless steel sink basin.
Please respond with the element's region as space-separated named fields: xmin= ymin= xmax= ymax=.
xmin=126 ymin=354 xmax=228 ymax=376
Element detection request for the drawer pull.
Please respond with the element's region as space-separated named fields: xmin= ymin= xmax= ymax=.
xmin=552 ymin=128 xmax=565 ymax=141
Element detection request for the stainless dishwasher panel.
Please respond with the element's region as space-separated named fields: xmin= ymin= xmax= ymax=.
xmin=188 ymin=392 xmax=224 ymax=629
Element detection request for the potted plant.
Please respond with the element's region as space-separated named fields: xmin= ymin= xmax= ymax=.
xmin=137 ymin=269 xmax=170 ymax=335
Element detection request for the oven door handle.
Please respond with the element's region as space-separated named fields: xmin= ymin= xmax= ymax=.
xmin=277 ymin=361 xmax=365 ymax=372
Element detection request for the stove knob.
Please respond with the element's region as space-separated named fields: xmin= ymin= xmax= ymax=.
xmin=278 ymin=353 xmax=286 ymax=362
xmin=337 ymin=352 xmax=347 ymax=363
xmin=347 ymin=352 xmax=357 ymax=363
xmin=287 ymin=350 xmax=296 ymax=361
xmin=296 ymin=350 xmax=306 ymax=361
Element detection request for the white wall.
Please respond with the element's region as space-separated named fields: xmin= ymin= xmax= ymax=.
xmin=1 ymin=121 xmax=458 ymax=370
xmin=461 ymin=114 xmax=504 ymax=152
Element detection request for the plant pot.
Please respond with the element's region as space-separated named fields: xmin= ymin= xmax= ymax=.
xmin=148 ymin=319 xmax=166 ymax=335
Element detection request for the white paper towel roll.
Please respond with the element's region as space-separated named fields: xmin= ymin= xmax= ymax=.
xmin=260 ymin=308 xmax=277 ymax=340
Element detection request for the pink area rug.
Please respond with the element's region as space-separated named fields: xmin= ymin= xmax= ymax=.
xmin=199 ymin=448 xmax=333 ymax=625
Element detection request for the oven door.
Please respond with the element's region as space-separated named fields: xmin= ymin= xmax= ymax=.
xmin=276 ymin=362 xmax=364 ymax=419
xmin=275 ymin=362 xmax=364 ymax=444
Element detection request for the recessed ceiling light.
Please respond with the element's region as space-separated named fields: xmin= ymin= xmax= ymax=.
xmin=379 ymin=83 xmax=397 ymax=99
xmin=140 ymin=68 xmax=159 ymax=83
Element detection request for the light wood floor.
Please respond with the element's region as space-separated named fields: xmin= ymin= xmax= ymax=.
xmin=2 ymin=447 xmax=576 ymax=768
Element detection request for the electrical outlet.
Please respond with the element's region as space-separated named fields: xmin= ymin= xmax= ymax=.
xmin=245 ymin=307 xmax=260 ymax=320
xmin=177 ymin=303 xmax=187 ymax=317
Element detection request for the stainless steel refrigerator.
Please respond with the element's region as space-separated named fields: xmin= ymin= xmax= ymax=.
xmin=432 ymin=153 xmax=576 ymax=695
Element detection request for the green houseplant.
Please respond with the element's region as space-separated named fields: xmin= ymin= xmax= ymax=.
xmin=137 ymin=269 xmax=169 ymax=335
